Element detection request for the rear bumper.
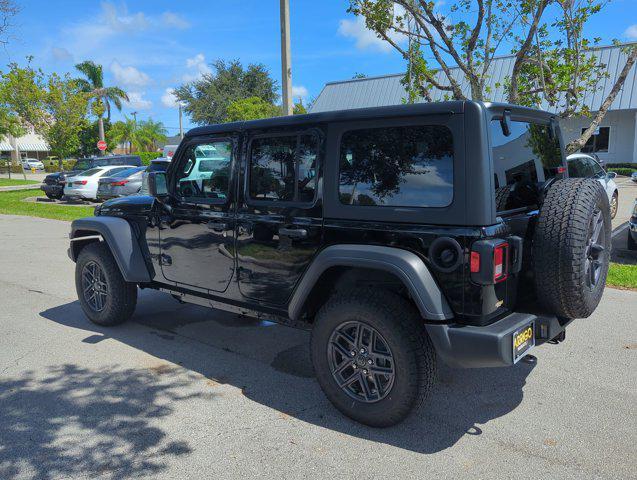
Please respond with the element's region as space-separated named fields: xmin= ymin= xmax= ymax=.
xmin=425 ymin=312 xmax=573 ymax=368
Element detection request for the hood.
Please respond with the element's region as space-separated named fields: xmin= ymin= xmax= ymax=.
xmin=97 ymin=194 xmax=155 ymax=217
xmin=46 ymin=170 xmax=81 ymax=180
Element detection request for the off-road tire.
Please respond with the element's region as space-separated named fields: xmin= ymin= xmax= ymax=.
xmin=311 ymin=288 xmax=436 ymax=427
xmin=628 ymin=232 xmax=637 ymax=250
xmin=45 ymin=192 xmax=62 ymax=200
xmin=533 ymin=178 xmax=611 ymax=319
xmin=75 ymin=241 xmax=137 ymax=326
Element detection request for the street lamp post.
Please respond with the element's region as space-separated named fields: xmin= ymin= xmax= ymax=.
xmin=280 ymin=0 xmax=293 ymax=116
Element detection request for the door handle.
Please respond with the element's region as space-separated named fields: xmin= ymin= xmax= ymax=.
xmin=278 ymin=227 xmax=308 ymax=239
xmin=207 ymin=221 xmax=228 ymax=232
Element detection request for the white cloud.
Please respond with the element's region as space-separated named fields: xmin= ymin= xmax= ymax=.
xmin=101 ymin=2 xmax=149 ymax=32
xmin=162 ymin=11 xmax=190 ymax=30
xmin=110 ymin=61 xmax=150 ymax=88
xmin=161 ymin=88 xmax=180 ymax=108
xmin=338 ymin=11 xmax=407 ymax=53
xmin=182 ymin=53 xmax=212 ymax=82
xmin=292 ymin=85 xmax=308 ymax=99
xmin=625 ymin=24 xmax=637 ymax=40
xmin=51 ymin=46 xmax=73 ymax=61
xmin=125 ymin=91 xmax=152 ymax=110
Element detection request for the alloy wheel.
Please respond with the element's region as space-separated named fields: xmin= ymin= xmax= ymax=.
xmin=82 ymin=261 xmax=109 ymax=312
xmin=327 ymin=321 xmax=396 ymax=403
xmin=585 ymin=208 xmax=606 ymax=289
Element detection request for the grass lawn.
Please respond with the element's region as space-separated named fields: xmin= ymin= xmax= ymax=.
xmin=0 ymin=189 xmax=94 ymax=221
xmin=0 ymin=178 xmax=40 ymax=187
xmin=607 ymin=263 xmax=637 ymax=290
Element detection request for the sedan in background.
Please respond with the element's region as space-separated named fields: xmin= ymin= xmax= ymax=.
xmin=631 ymin=172 xmax=637 ymax=183
xmin=96 ymin=166 xmax=146 ymax=201
xmin=567 ymin=153 xmax=619 ymax=219
xmin=64 ymin=165 xmax=134 ymax=201
xmin=21 ymin=158 xmax=45 ymax=171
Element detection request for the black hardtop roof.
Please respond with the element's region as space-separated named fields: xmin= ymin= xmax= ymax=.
xmin=185 ymin=101 xmax=554 ymax=137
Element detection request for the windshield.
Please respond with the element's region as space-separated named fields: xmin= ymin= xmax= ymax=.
xmin=78 ymin=168 xmax=102 ymax=177
xmin=491 ymin=119 xmax=563 ymax=212
xmin=110 ymin=166 xmax=145 ymax=178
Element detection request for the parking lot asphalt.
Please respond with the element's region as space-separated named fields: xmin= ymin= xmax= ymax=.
xmin=0 ymin=214 xmax=636 ymax=480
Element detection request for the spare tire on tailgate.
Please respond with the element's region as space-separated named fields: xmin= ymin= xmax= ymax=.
xmin=533 ymin=178 xmax=611 ymax=319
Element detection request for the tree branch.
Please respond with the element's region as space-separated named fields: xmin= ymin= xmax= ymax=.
xmin=508 ymin=0 xmax=549 ymax=104
xmin=567 ymin=46 xmax=637 ymax=154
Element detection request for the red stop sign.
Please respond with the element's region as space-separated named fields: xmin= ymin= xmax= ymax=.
xmin=97 ymin=140 xmax=107 ymax=151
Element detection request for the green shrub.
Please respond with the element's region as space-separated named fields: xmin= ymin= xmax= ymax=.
xmin=606 ymin=163 xmax=637 ymax=169
xmin=607 ymin=168 xmax=637 ymax=176
xmin=132 ymin=151 xmax=163 ymax=166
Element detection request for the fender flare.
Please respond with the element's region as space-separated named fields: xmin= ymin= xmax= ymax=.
xmin=288 ymin=244 xmax=453 ymax=321
xmin=69 ymin=216 xmax=151 ymax=283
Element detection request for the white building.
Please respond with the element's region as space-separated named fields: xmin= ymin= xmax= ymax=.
xmin=310 ymin=44 xmax=637 ymax=164
xmin=0 ymin=132 xmax=50 ymax=161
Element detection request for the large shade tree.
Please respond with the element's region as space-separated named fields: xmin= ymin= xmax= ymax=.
xmin=74 ymin=60 xmax=128 ymax=152
xmin=174 ymin=59 xmax=279 ymax=125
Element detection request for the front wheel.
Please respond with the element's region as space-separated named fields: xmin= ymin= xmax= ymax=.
xmin=75 ymin=242 xmax=137 ymax=326
xmin=610 ymin=192 xmax=618 ymax=219
xmin=311 ymin=288 xmax=436 ymax=427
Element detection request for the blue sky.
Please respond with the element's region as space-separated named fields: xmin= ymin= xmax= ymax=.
xmin=4 ymin=0 xmax=636 ymax=136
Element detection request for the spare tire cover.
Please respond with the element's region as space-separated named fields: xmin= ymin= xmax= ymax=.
xmin=532 ymin=178 xmax=611 ymax=319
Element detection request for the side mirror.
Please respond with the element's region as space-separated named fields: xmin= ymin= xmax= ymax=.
xmin=607 ymin=171 xmax=617 ymax=179
xmin=148 ymin=172 xmax=168 ymax=198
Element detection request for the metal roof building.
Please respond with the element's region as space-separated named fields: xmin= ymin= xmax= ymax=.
xmin=310 ymin=44 xmax=637 ymax=164
xmin=311 ymin=44 xmax=637 ymax=113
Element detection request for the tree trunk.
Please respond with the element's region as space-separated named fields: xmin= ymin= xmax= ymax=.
xmin=98 ymin=116 xmax=105 ymax=156
xmin=566 ymin=47 xmax=637 ymax=154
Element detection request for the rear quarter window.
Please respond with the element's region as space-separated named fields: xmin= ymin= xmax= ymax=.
xmin=491 ymin=119 xmax=563 ymax=212
xmin=338 ymin=125 xmax=454 ymax=207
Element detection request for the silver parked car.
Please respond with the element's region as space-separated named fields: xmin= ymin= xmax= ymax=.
xmin=96 ymin=166 xmax=146 ymax=201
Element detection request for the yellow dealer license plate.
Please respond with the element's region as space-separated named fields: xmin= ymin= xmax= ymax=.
xmin=512 ymin=322 xmax=535 ymax=363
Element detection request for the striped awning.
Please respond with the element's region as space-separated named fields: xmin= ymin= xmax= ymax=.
xmin=0 ymin=134 xmax=50 ymax=152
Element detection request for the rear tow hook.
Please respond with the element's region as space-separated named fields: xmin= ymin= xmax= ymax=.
xmin=549 ymin=331 xmax=566 ymax=345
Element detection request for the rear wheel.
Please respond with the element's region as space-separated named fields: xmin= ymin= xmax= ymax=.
xmin=45 ymin=192 xmax=62 ymax=200
xmin=628 ymin=232 xmax=637 ymax=250
xmin=533 ymin=178 xmax=611 ymax=319
xmin=311 ymin=288 xmax=436 ymax=427
xmin=75 ymin=242 xmax=137 ymax=326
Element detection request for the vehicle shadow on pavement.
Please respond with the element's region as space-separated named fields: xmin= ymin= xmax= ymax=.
xmin=38 ymin=290 xmax=535 ymax=456
xmin=0 ymin=363 xmax=196 ymax=479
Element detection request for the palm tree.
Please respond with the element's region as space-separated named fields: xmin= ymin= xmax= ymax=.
xmin=108 ymin=118 xmax=136 ymax=154
xmin=74 ymin=60 xmax=128 ymax=154
xmin=136 ymin=118 xmax=167 ymax=151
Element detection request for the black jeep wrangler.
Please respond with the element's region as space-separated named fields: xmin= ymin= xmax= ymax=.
xmin=68 ymin=102 xmax=611 ymax=427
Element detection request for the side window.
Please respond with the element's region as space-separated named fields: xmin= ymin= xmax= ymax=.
xmin=581 ymin=127 xmax=610 ymax=153
xmin=338 ymin=125 xmax=454 ymax=207
xmin=174 ymin=140 xmax=232 ymax=201
xmin=249 ymin=134 xmax=318 ymax=202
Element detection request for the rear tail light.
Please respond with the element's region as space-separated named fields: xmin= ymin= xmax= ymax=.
xmin=470 ymin=239 xmax=511 ymax=285
xmin=74 ymin=180 xmax=87 ymax=185
xmin=493 ymin=242 xmax=509 ymax=283
xmin=110 ymin=180 xmax=129 ymax=186
xmin=557 ymin=166 xmax=567 ymax=174
xmin=470 ymin=251 xmax=481 ymax=273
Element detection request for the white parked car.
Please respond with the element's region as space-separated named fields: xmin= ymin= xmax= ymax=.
xmin=21 ymin=158 xmax=45 ymax=171
xmin=567 ymin=153 xmax=619 ymax=219
xmin=64 ymin=165 xmax=134 ymax=201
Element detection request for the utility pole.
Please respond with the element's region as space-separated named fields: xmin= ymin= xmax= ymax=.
xmin=131 ymin=111 xmax=138 ymax=124
xmin=279 ymin=0 xmax=293 ymax=116
xmin=179 ymin=103 xmax=184 ymax=140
